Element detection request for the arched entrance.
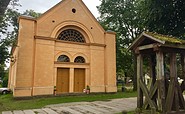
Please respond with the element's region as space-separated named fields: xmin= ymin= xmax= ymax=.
xmin=55 ymin=28 xmax=89 ymax=94
xmin=55 ymin=53 xmax=88 ymax=93
xmin=56 ymin=55 xmax=70 ymax=93
xmin=74 ymin=56 xmax=86 ymax=92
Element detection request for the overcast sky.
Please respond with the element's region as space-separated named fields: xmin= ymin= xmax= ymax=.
xmin=17 ymin=0 xmax=101 ymax=18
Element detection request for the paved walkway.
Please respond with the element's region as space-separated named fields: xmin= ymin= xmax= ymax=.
xmin=2 ymin=97 xmax=137 ymax=114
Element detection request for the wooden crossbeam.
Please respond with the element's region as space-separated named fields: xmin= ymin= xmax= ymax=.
xmin=137 ymin=43 xmax=160 ymax=51
xmin=166 ymin=78 xmax=175 ymax=112
xmin=181 ymin=54 xmax=185 ymax=85
xmin=140 ymin=80 xmax=157 ymax=109
xmin=143 ymin=82 xmax=158 ymax=109
xmin=177 ymin=81 xmax=185 ymax=109
xmin=174 ymin=82 xmax=180 ymax=111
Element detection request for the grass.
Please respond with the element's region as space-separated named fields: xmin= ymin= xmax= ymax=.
xmin=0 ymin=91 xmax=137 ymax=112
xmin=116 ymin=111 xmax=135 ymax=114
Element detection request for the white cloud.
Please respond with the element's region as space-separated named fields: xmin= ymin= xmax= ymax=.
xmin=17 ymin=0 xmax=100 ymax=18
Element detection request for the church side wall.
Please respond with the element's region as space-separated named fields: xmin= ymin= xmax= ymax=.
xmin=8 ymin=47 xmax=18 ymax=91
xmin=33 ymin=39 xmax=55 ymax=96
xmin=90 ymin=46 xmax=105 ymax=92
xmin=105 ymin=32 xmax=117 ymax=92
xmin=13 ymin=18 xmax=35 ymax=97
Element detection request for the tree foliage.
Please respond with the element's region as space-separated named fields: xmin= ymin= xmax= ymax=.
xmin=145 ymin=0 xmax=185 ymax=39
xmin=97 ymin=0 xmax=145 ymax=80
xmin=0 ymin=0 xmax=11 ymax=17
xmin=0 ymin=0 xmax=19 ymax=87
xmin=0 ymin=0 xmax=41 ymax=86
xmin=98 ymin=0 xmax=185 ymax=91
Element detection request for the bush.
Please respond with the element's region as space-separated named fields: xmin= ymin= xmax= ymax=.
xmin=2 ymin=71 xmax=8 ymax=87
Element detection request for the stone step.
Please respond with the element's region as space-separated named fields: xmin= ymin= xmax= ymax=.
xmin=42 ymin=108 xmax=58 ymax=114
xmin=23 ymin=110 xmax=35 ymax=114
xmin=13 ymin=110 xmax=24 ymax=114
xmin=2 ymin=111 xmax=13 ymax=114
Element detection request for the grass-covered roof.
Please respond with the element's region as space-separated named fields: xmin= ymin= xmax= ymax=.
xmin=145 ymin=32 xmax=185 ymax=44
xmin=129 ymin=32 xmax=185 ymax=50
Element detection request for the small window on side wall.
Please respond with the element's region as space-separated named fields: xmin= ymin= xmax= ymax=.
xmin=74 ymin=56 xmax=85 ymax=63
xmin=57 ymin=55 xmax=70 ymax=62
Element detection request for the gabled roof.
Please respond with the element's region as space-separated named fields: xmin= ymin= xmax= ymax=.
xmin=36 ymin=0 xmax=105 ymax=33
xmin=129 ymin=32 xmax=185 ymax=50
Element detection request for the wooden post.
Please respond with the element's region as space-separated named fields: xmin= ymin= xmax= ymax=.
xmin=156 ymin=51 xmax=165 ymax=112
xmin=180 ymin=53 xmax=185 ymax=109
xmin=133 ymin=53 xmax=137 ymax=91
xmin=149 ymin=55 xmax=157 ymax=97
xmin=181 ymin=53 xmax=185 ymax=84
xmin=137 ymin=54 xmax=143 ymax=109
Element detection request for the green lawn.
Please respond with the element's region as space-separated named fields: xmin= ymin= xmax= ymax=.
xmin=0 ymin=91 xmax=137 ymax=112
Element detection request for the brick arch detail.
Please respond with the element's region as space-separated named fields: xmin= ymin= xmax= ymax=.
xmin=55 ymin=51 xmax=72 ymax=62
xmin=50 ymin=20 xmax=94 ymax=43
xmin=72 ymin=53 xmax=89 ymax=63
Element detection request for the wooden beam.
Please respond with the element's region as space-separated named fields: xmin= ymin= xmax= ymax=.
xmin=165 ymin=78 xmax=175 ymax=112
xmin=149 ymin=55 xmax=158 ymax=105
xmin=162 ymin=44 xmax=185 ymax=50
xmin=177 ymin=81 xmax=185 ymax=109
xmin=174 ymin=82 xmax=179 ymax=111
xmin=166 ymin=53 xmax=177 ymax=112
xmin=149 ymin=55 xmax=156 ymax=88
xmin=143 ymin=82 xmax=158 ymax=109
xmin=137 ymin=48 xmax=155 ymax=55
xmin=160 ymin=47 xmax=185 ymax=53
xmin=137 ymin=43 xmax=161 ymax=51
xmin=181 ymin=53 xmax=185 ymax=81
xmin=156 ymin=51 xmax=165 ymax=112
xmin=140 ymin=80 xmax=157 ymax=109
xmin=137 ymin=54 xmax=144 ymax=108
xmin=142 ymin=32 xmax=165 ymax=44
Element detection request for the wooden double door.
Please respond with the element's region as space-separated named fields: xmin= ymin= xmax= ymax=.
xmin=57 ymin=68 xmax=69 ymax=93
xmin=57 ymin=68 xmax=85 ymax=93
xmin=74 ymin=68 xmax=85 ymax=92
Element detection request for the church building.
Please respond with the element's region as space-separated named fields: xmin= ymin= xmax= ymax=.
xmin=8 ymin=0 xmax=117 ymax=97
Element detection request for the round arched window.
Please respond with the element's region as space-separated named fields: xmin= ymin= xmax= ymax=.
xmin=57 ymin=29 xmax=85 ymax=43
xmin=74 ymin=56 xmax=85 ymax=63
xmin=57 ymin=55 xmax=70 ymax=62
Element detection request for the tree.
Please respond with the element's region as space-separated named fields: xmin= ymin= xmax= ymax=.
xmin=98 ymin=0 xmax=145 ymax=89
xmin=0 ymin=0 xmax=11 ymax=17
xmin=0 ymin=0 xmax=18 ymax=87
xmin=0 ymin=0 xmax=19 ymax=34
xmin=0 ymin=8 xmax=41 ymax=87
xmin=145 ymin=0 xmax=185 ymax=39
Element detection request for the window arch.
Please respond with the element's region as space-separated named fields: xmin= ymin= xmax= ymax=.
xmin=74 ymin=56 xmax=85 ymax=63
xmin=57 ymin=29 xmax=85 ymax=43
xmin=57 ymin=55 xmax=70 ymax=62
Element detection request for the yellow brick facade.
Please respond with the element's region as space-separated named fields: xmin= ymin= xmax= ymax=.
xmin=8 ymin=0 xmax=117 ymax=97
